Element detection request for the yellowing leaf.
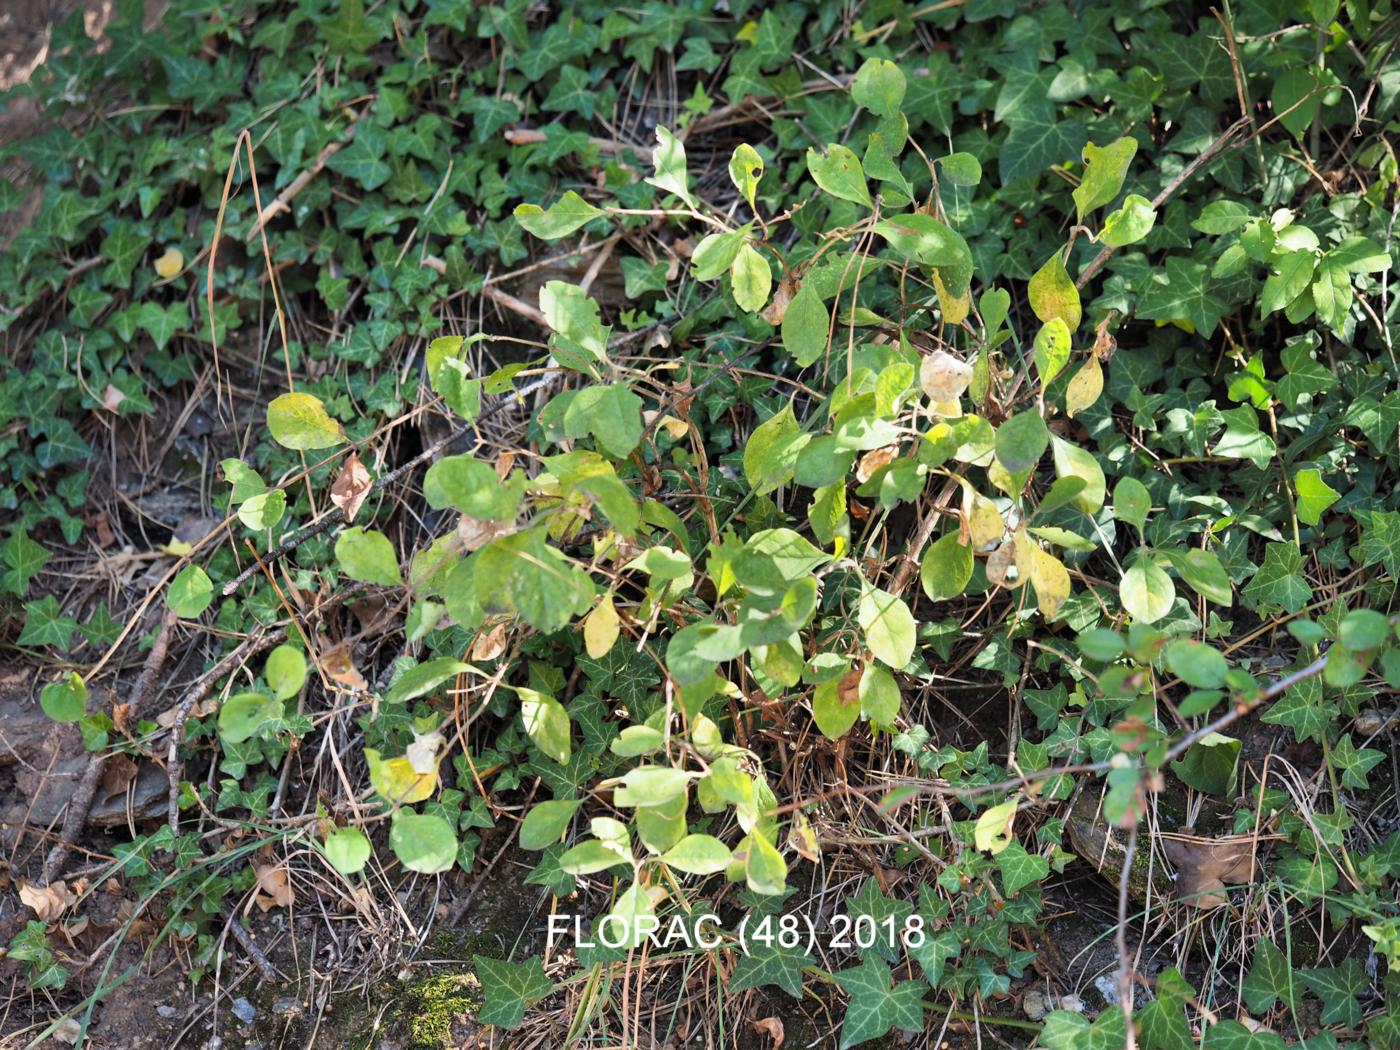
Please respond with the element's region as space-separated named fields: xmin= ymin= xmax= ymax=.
xmin=367 ymin=748 xmax=437 ymax=804
xmin=154 ymin=247 xmax=183 ymax=278
xmin=584 ymin=592 xmax=621 ymax=658
xmin=1027 ymin=251 xmax=1081 ymax=331
xmin=1064 ymin=356 xmax=1104 ymax=418
xmin=1014 ymin=530 xmax=1071 ymax=617
xmin=974 ymin=799 xmax=1017 ymax=854
xmin=267 ymin=392 xmax=346 ymax=450
xmin=931 ymin=269 xmax=971 ymax=325
xmin=964 ymin=486 xmax=1005 ymax=548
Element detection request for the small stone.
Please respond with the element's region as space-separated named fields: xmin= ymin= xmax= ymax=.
xmin=1022 ymin=989 xmax=1048 ymax=1020
xmin=231 ymin=997 xmax=256 ymax=1025
xmin=273 ymin=996 xmax=302 ymax=1017
xmin=157 ymin=1004 xmax=178 ymax=1019
xmin=1058 ymin=995 xmax=1086 ymax=1014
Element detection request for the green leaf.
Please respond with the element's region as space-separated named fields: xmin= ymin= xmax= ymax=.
xmin=1033 ymin=318 xmax=1072 ymax=387
xmin=920 ymin=533 xmax=973 ymax=601
xmin=782 ymin=282 xmax=828 ymax=366
xmin=1171 ymin=731 xmax=1241 ymax=795
xmin=1339 ymin=608 xmax=1388 ymax=651
xmin=994 ymin=840 xmax=1049 ymax=895
xmin=743 ymin=401 xmax=809 ymax=495
xmin=335 ymin=527 xmax=403 ymax=587
xmin=812 ymin=675 xmax=860 ymax=739
xmin=18 ymin=597 xmax=78 ymax=651
xmin=1176 ymin=549 xmax=1233 ymax=606
xmin=1165 ymin=640 xmax=1228 ymax=688
xmin=1294 ymin=469 xmax=1340 ymax=527
xmin=1241 ymin=939 xmax=1301 ymax=1013
xmin=1262 ymin=676 xmax=1334 ymax=744
xmin=1113 ymin=476 xmax=1151 ymax=531
xmin=995 ymin=410 xmax=1049 ymax=475
xmin=267 ymin=392 xmax=345 ymax=450
xmin=323 ymin=827 xmax=372 ymax=874
xmin=1121 ymin=559 xmax=1175 ymax=624
xmin=519 ymin=688 xmax=571 ymax=764
xmin=999 ymin=111 xmax=1088 ymax=184
xmin=730 ymin=243 xmax=771 ymax=313
xmin=1136 ymin=968 xmax=1196 ymax=1050
xmin=852 ymin=58 xmax=906 ymax=117
xmin=1242 ymin=543 xmax=1312 ymax=614
xmin=218 ymin=691 xmax=281 ymax=744
xmin=1358 ymin=509 xmax=1400 ymax=578
xmin=859 ymin=587 xmax=916 ymax=668
xmin=728 ymin=144 xmax=764 ymax=211
xmin=663 ymin=833 xmax=732 ymax=875
xmin=519 ymin=799 xmax=582 ymax=849
xmin=1028 ymin=252 xmax=1081 ymax=330
xmin=385 ymin=658 xmax=471 ymax=704
xmin=473 ymin=955 xmax=552 ymax=1029
xmin=833 ymin=957 xmax=926 ymax=1049
xmin=807 ymin=144 xmax=873 ymax=208
xmin=1272 ymin=67 xmax=1319 ymax=138
xmin=563 ymin=383 xmax=644 ymax=459
xmin=389 ymin=810 xmax=457 ymax=874
xmin=40 ymin=672 xmax=87 ymax=723
xmin=168 ymin=564 xmax=214 ymax=618
xmin=1138 ymin=257 xmax=1242 ymax=336
xmin=265 ymin=645 xmax=307 ymax=700
xmin=1301 ymin=960 xmax=1366 ymax=1027
xmin=2 ymin=530 xmax=50 ymax=596
xmin=730 ymin=940 xmax=813 ymax=998
xmin=938 ymin=152 xmax=981 ymax=187
xmin=514 ymin=191 xmax=604 ymax=240
xmin=872 ymin=213 xmax=972 ymax=296
xmin=540 ymin=281 xmax=610 ymax=368
xmin=643 ymin=126 xmax=696 ymax=208
xmin=1261 ymin=248 xmax=1317 ymax=316
xmin=859 ymin=665 xmax=901 ymax=726
xmin=691 ymin=230 xmax=746 ymax=281
xmin=424 ymin=456 xmax=520 ymax=520
xmin=136 ymin=301 xmax=185 ymax=351
xmin=237 ymin=490 xmax=285 ymax=530
xmin=1073 ymin=137 xmax=1137 ymax=219
xmin=615 ymin=765 xmax=690 ymax=807
xmin=1101 ymin=194 xmax=1156 ymax=247
xmin=1049 ymin=435 xmax=1105 ymax=514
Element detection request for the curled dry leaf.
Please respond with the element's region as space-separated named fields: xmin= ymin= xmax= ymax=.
xmin=751 ymin=1017 xmax=785 ymax=1048
xmin=457 ymin=514 xmax=511 ymax=551
xmin=102 ymin=384 xmax=126 ymax=412
xmin=471 ymin=620 xmax=509 ymax=661
xmin=761 ymin=272 xmax=797 ymax=326
xmin=920 ymin=348 xmax=973 ymax=402
xmin=644 ymin=411 xmax=690 ymax=440
xmin=253 ymin=861 xmax=295 ymax=911
xmin=788 ymin=810 xmax=819 ymax=863
xmin=1160 ymin=834 xmax=1257 ymax=909
xmin=322 ymin=643 xmax=369 ymax=691
xmin=20 ymin=879 xmax=76 ymax=921
xmin=856 ymin=445 xmax=898 ymax=483
xmin=406 ymin=730 xmax=445 ymax=775
xmin=1091 ymin=312 xmax=1118 ymax=361
xmin=98 ymin=753 xmax=140 ymax=804
xmin=986 ymin=541 xmax=1018 ymax=588
xmin=330 ymin=453 xmax=373 ymax=523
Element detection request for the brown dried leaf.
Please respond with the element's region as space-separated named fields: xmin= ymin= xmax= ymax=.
xmin=1161 ymin=835 xmax=1256 ymax=909
xmin=471 ymin=621 xmax=509 ymax=661
xmin=1091 ymin=313 xmax=1118 ymax=362
xmin=856 ymin=445 xmax=898 ymax=484
xmin=761 ymin=272 xmax=797 ymax=326
xmin=253 ymin=862 xmax=295 ymax=911
xmin=98 ymin=754 xmax=139 ymax=804
xmin=986 ymin=541 xmax=1017 ymax=588
xmin=788 ymin=811 xmax=819 ymax=863
xmin=457 ymin=514 xmax=511 ymax=552
xmin=101 ymin=384 xmax=126 ymax=413
xmin=323 ymin=643 xmax=369 ymax=692
xmin=330 ymin=454 xmax=373 ymax=523
xmin=20 ymin=880 xmax=76 ymax=921
xmin=751 ymin=1017 xmax=785 ymax=1048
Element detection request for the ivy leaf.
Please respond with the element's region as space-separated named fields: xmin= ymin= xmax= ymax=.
xmin=136 ymin=301 xmax=186 ymax=351
xmin=1138 ymin=256 xmax=1242 ymax=336
xmin=1241 ymin=939 xmax=1302 ymax=1013
xmin=1301 ymin=959 xmax=1366 ymax=1027
xmin=1331 ymin=733 xmax=1384 ymax=790
xmin=858 ymin=587 xmax=916 ymax=668
xmin=833 ymin=957 xmax=926 ymax=1049
xmin=1357 ymin=509 xmax=1400 ymax=578
xmin=1073 ymin=137 xmax=1137 ymax=219
xmin=18 ymin=596 xmax=79 ymax=651
xmin=474 ymin=955 xmax=552 ymax=1029
xmin=2 ymin=530 xmax=50 ymax=596
xmin=1136 ymin=967 xmax=1196 ymax=1050
xmin=729 ymin=940 xmax=813 ymax=998
xmin=999 ymin=110 xmax=1088 ymax=184
xmin=994 ymin=840 xmax=1049 ymax=895
xmin=807 ymin=144 xmax=872 ymax=208
xmin=1293 ymin=469 xmax=1340 ymax=527
xmin=1262 ymin=676 xmax=1335 ymax=744
xmin=1242 ymin=543 xmax=1312 ymax=614
xmin=911 ymin=928 xmax=961 ymax=988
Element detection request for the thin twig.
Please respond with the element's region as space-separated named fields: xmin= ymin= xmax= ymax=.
xmin=224 ymin=910 xmax=281 ymax=983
